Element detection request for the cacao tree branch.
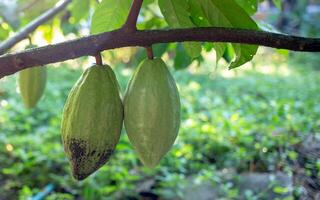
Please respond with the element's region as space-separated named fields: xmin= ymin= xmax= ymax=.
xmin=123 ymin=0 xmax=143 ymax=31
xmin=0 ymin=27 xmax=320 ymax=79
xmin=0 ymin=0 xmax=72 ymax=55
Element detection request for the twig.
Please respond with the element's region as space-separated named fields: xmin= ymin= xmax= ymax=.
xmin=0 ymin=27 xmax=319 ymax=79
xmin=123 ymin=0 xmax=143 ymax=31
xmin=0 ymin=0 xmax=72 ymax=55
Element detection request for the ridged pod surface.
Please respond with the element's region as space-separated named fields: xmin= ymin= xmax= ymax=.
xmin=61 ymin=65 xmax=123 ymax=180
xmin=124 ymin=58 xmax=180 ymax=168
xmin=18 ymin=66 xmax=47 ymax=109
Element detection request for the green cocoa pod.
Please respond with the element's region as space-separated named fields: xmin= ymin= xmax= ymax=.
xmin=124 ymin=58 xmax=180 ymax=168
xmin=18 ymin=66 xmax=47 ymax=109
xmin=61 ymin=65 xmax=123 ymax=180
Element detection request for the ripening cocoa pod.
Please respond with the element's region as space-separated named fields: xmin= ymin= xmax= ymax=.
xmin=124 ymin=58 xmax=181 ymax=168
xmin=61 ymin=65 xmax=123 ymax=180
xmin=18 ymin=66 xmax=47 ymax=109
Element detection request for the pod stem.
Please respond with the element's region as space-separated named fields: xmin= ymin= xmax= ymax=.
xmin=94 ymin=52 xmax=103 ymax=66
xmin=27 ymin=36 xmax=33 ymax=46
xmin=146 ymin=46 xmax=154 ymax=60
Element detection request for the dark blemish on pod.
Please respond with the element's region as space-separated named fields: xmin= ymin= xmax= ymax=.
xmin=90 ymin=150 xmax=96 ymax=156
xmin=69 ymin=139 xmax=86 ymax=159
xmin=66 ymin=139 xmax=115 ymax=181
xmin=97 ymin=149 xmax=114 ymax=167
xmin=68 ymin=139 xmax=89 ymax=180
xmin=73 ymin=171 xmax=91 ymax=181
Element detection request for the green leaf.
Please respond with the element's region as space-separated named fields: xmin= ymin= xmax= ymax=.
xmin=183 ymin=42 xmax=202 ymax=59
xmin=198 ymin=0 xmax=259 ymax=69
xmin=143 ymin=0 xmax=155 ymax=6
xmin=203 ymin=42 xmax=214 ymax=52
xmin=174 ymin=44 xmax=192 ymax=70
xmin=153 ymin=43 xmax=169 ymax=57
xmin=213 ymin=43 xmax=227 ymax=64
xmin=189 ymin=0 xmax=224 ymax=63
xmin=272 ymin=0 xmax=282 ymax=9
xmin=91 ymin=0 xmax=131 ymax=34
xmin=235 ymin=0 xmax=258 ymax=15
xmin=158 ymin=0 xmax=193 ymax=28
xmin=138 ymin=17 xmax=166 ymax=30
xmin=0 ymin=23 xmax=10 ymax=40
xmin=158 ymin=0 xmax=201 ymax=59
xmin=71 ymin=0 xmax=90 ymax=23
xmin=273 ymin=186 xmax=289 ymax=194
xmin=231 ymin=43 xmax=257 ymax=68
xmin=222 ymin=44 xmax=235 ymax=63
xmin=189 ymin=0 xmax=211 ymax=27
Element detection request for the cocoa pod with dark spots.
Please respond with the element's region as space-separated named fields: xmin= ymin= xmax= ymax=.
xmin=61 ymin=65 xmax=123 ymax=180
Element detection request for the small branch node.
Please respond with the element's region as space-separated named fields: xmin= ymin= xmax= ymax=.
xmin=123 ymin=0 xmax=143 ymax=32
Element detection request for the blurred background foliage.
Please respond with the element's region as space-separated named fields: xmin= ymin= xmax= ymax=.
xmin=0 ymin=0 xmax=320 ymax=199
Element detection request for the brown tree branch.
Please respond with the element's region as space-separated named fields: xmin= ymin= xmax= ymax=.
xmin=123 ymin=0 xmax=143 ymax=31
xmin=0 ymin=0 xmax=72 ymax=55
xmin=0 ymin=27 xmax=319 ymax=79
